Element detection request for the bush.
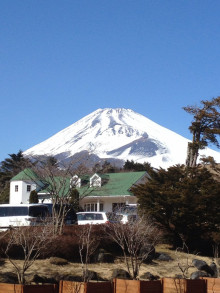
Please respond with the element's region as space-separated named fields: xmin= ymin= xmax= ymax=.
xmin=29 ymin=190 xmax=38 ymax=203
xmin=44 ymin=225 xmax=121 ymax=261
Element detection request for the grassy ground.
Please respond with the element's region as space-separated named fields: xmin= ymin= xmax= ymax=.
xmin=0 ymin=244 xmax=217 ymax=283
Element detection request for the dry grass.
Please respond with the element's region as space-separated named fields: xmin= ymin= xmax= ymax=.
xmin=149 ymin=244 xmax=215 ymax=278
xmin=0 ymin=244 xmax=217 ymax=282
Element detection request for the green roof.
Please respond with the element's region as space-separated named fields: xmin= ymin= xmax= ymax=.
xmin=11 ymin=168 xmax=39 ymax=181
xmin=39 ymin=176 xmax=70 ymax=196
xmin=77 ymin=171 xmax=146 ymax=197
xmin=11 ymin=169 xmax=147 ymax=198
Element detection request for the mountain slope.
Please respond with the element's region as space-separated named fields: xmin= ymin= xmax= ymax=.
xmin=24 ymin=108 xmax=220 ymax=169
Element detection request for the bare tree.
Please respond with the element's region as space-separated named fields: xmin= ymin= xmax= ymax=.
xmin=105 ymin=217 xmax=162 ymax=279
xmin=175 ymin=238 xmax=195 ymax=279
xmin=78 ymin=224 xmax=100 ymax=282
xmin=2 ymin=224 xmax=55 ymax=284
xmin=183 ymin=97 xmax=220 ymax=167
xmin=24 ymin=156 xmax=93 ymax=235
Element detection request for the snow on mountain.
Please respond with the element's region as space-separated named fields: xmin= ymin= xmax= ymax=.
xmin=24 ymin=108 xmax=220 ymax=169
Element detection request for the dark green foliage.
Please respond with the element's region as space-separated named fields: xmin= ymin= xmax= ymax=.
xmin=46 ymin=156 xmax=59 ymax=167
xmin=101 ymin=161 xmax=118 ymax=173
xmin=0 ymin=150 xmax=31 ymax=203
xmin=183 ymin=97 xmax=220 ymax=167
xmin=92 ymin=161 xmax=119 ymax=173
xmin=132 ymin=165 xmax=220 ymax=253
xmin=123 ymin=160 xmax=153 ymax=172
xmin=0 ymin=182 xmax=9 ymax=203
xmin=0 ymin=150 xmax=30 ymax=174
xmin=92 ymin=160 xmax=152 ymax=174
xmin=29 ymin=190 xmax=38 ymax=203
xmin=69 ymin=188 xmax=80 ymax=211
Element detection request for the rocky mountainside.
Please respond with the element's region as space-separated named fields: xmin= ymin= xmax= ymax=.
xmin=24 ymin=108 xmax=220 ymax=169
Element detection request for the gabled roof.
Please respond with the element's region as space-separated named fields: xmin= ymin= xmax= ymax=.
xmin=78 ymin=171 xmax=147 ymax=197
xmin=11 ymin=168 xmax=39 ymax=181
xmin=11 ymin=169 xmax=147 ymax=198
xmin=38 ymin=176 xmax=70 ymax=196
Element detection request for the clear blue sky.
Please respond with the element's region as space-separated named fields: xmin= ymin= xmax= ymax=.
xmin=1 ymin=0 xmax=220 ymax=162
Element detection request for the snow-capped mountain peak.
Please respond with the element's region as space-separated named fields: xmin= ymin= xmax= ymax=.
xmin=24 ymin=108 xmax=220 ymax=169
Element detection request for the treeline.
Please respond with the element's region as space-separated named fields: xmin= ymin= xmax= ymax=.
xmin=0 ymin=150 xmax=153 ymax=204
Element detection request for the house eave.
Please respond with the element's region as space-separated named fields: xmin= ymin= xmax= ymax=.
xmin=81 ymin=194 xmax=134 ymax=198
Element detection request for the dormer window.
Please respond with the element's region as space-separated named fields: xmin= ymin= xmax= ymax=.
xmin=90 ymin=173 xmax=101 ymax=187
xmin=70 ymin=175 xmax=81 ymax=188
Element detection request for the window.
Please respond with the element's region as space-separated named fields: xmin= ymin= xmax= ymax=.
xmin=70 ymin=175 xmax=81 ymax=188
xmin=0 ymin=206 xmax=49 ymax=217
xmin=95 ymin=213 xmax=103 ymax=220
xmin=27 ymin=185 xmax=31 ymax=192
xmin=84 ymin=203 xmax=95 ymax=212
xmin=90 ymin=174 xmax=101 ymax=187
xmin=28 ymin=206 xmax=49 ymax=217
xmin=84 ymin=203 xmax=104 ymax=212
xmin=77 ymin=213 xmax=104 ymax=221
xmin=0 ymin=206 xmax=28 ymax=216
xmin=15 ymin=185 xmax=18 ymax=192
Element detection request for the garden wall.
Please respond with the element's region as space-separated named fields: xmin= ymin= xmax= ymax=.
xmin=59 ymin=278 xmax=218 ymax=293
xmin=163 ymin=278 xmax=206 ymax=293
xmin=59 ymin=280 xmax=113 ymax=293
xmin=202 ymin=277 xmax=220 ymax=293
xmin=1 ymin=278 xmax=220 ymax=293
xmin=113 ymin=278 xmax=162 ymax=293
xmin=0 ymin=283 xmax=58 ymax=293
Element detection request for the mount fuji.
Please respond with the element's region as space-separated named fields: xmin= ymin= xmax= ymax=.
xmin=23 ymin=108 xmax=220 ymax=169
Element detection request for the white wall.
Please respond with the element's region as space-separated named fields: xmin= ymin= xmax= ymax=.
xmin=80 ymin=196 xmax=137 ymax=212
xmin=10 ymin=181 xmax=36 ymax=204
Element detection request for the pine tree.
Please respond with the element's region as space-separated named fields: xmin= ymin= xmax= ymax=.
xmin=183 ymin=97 xmax=220 ymax=167
xmin=0 ymin=150 xmax=31 ymax=203
xmin=132 ymin=165 xmax=220 ymax=252
xmin=123 ymin=160 xmax=153 ymax=172
xmin=0 ymin=150 xmax=30 ymax=175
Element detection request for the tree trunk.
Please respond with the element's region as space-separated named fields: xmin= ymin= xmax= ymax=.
xmin=186 ymin=142 xmax=199 ymax=167
xmin=17 ymin=271 xmax=24 ymax=284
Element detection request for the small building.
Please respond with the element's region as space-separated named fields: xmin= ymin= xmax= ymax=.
xmin=10 ymin=169 xmax=148 ymax=212
xmin=10 ymin=168 xmax=40 ymax=205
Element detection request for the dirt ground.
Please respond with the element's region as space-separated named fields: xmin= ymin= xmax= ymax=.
xmin=0 ymin=244 xmax=217 ymax=283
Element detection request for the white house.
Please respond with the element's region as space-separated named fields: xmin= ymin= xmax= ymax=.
xmin=10 ymin=169 xmax=148 ymax=212
xmin=10 ymin=169 xmax=40 ymax=204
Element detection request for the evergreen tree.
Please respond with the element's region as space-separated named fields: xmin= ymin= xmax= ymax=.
xmin=0 ymin=150 xmax=30 ymax=203
xmin=29 ymin=190 xmax=38 ymax=204
xmin=183 ymin=97 xmax=220 ymax=167
xmin=0 ymin=150 xmax=30 ymax=175
xmin=100 ymin=161 xmax=117 ymax=173
xmin=0 ymin=181 xmax=10 ymax=203
xmin=92 ymin=163 xmax=101 ymax=173
xmin=123 ymin=160 xmax=153 ymax=172
xmin=46 ymin=156 xmax=58 ymax=167
xmin=69 ymin=188 xmax=80 ymax=211
xmin=132 ymin=165 xmax=220 ymax=253
xmin=92 ymin=161 xmax=119 ymax=173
